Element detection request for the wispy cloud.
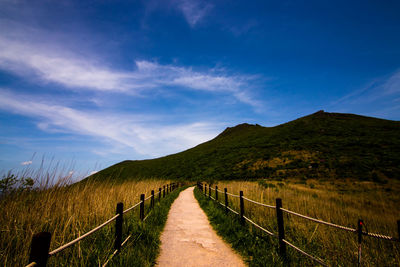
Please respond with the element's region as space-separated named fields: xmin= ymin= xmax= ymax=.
xmin=383 ymin=70 xmax=400 ymax=94
xmin=0 ymin=37 xmax=131 ymax=92
xmin=330 ymin=70 xmax=400 ymax=118
xmin=173 ymin=0 xmax=212 ymax=27
xmin=0 ymin=89 xmax=222 ymax=157
xmin=0 ymin=35 xmax=261 ymax=108
xmin=20 ymin=160 xmax=32 ymax=166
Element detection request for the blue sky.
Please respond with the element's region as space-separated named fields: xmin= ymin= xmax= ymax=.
xmin=0 ymin=0 xmax=399 ymax=178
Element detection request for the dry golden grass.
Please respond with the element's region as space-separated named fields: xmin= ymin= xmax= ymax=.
xmin=210 ymin=179 xmax=400 ymax=266
xmin=0 ymin=178 xmax=169 ymax=266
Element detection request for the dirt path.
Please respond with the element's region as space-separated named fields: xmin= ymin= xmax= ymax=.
xmin=156 ymin=187 xmax=246 ymax=267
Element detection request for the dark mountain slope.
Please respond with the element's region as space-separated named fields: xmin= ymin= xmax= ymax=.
xmin=90 ymin=111 xmax=400 ymax=182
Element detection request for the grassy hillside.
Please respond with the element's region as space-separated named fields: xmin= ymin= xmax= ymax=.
xmin=90 ymin=111 xmax=400 ymax=182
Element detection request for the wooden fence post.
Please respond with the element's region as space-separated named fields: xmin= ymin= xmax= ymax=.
xmin=204 ymin=184 xmax=207 ymax=196
xmin=167 ymin=184 xmax=169 ymax=194
xmin=28 ymin=232 xmax=51 ymax=267
xmin=224 ymin=188 xmax=228 ymax=213
xmin=163 ymin=186 xmax=165 ymax=198
xmin=276 ymin=198 xmax=286 ymax=258
xmin=140 ymin=194 xmax=145 ymax=221
xmin=151 ymin=190 xmax=155 ymax=209
xmin=357 ymin=219 xmax=363 ymax=266
xmin=115 ymin=202 xmax=123 ymax=251
xmin=240 ymin=191 xmax=245 ymax=225
xmin=209 ymin=184 xmax=211 ymax=199
xmin=215 ymin=186 xmax=218 ymax=201
xmin=159 ymin=188 xmax=161 ymax=201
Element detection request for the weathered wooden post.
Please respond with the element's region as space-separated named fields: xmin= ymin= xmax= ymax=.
xmin=140 ymin=194 xmax=145 ymax=221
xmin=115 ymin=202 xmax=123 ymax=251
xmin=159 ymin=188 xmax=162 ymax=201
xmin=151 ymin=190 xmax=155 ymax=209
xmin=204 ymin=184 xmax=207 ymax=196
xmin=224 ymin=188 xmax=228 ymax=213
xmin=215 ymin=186 xmax=218 ymax=201
xmin=167 ymin=184 xmax=169 ymax=194
xmin=28 ymin=232 xmax=51 ymax=267
xmin=357 ymin=219 xmax=364 ymax=266
xmin=276 ymin=198 xmax=286 ymax=258
xmin=240 ymin=191 xmax=245 ymax=225
xmin=163 ymin=185 xmax=165 ymax=198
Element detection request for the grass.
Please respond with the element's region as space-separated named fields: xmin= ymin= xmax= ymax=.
xmin=198 ymin=179 xmax=400 ymax=266
xmin=0 ymin=170 xmax=186 ymax=266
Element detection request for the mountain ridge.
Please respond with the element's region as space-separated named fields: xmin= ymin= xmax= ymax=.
xmin=89 ymin=111 xmax=400 ymax=182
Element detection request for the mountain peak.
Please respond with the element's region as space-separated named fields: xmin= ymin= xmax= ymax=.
xmin=218 ymin=123 xmax=263 ymax=138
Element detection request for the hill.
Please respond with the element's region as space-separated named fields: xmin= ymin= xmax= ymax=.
xmin=90 ymin=111 xmax=400 ymax=182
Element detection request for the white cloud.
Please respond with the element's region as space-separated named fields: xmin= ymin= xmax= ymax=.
xmin=0 ymin=89 xmax=222 ymax=157
xmin=21 ymin=160 xmax=32 ymax=166
xmin=383 ymin=70 xmax=400 ymax=94
xmin=0 ymin=37 xmax=131 ymax=92
xmin=174 ymin=0 xmax=212 ymax=27
xmin=0 ymin=35 xmax=260 ymax=108
xmin=330 ymin=70 xmax=400 ymax=118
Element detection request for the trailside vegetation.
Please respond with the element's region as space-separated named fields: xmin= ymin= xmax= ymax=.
xmin=90 ymin=111 xmax=400 ymax=182
xmin=198 ymin=180 xmax=400 ymax=266
xmin=0 ymin=172 xmax=186 ymax=266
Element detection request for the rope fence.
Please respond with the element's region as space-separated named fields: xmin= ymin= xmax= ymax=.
xmin=242 ymin=196 xmax=276 ymax=209
xmin=282 ymin=239 xmax=328 ymax=266
xmin=48 ymin=214 xmax=120 ymax=256
xmin=26 ymin=182 xmax=181 ymax=267
xmin=280 ymin=208 xmax=357 ymax=233
xmin=197 ymin=182 xmax=400 ymax=266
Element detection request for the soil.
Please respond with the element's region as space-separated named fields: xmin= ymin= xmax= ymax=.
xmin=156 ymin=187 xmax=246 ymax=267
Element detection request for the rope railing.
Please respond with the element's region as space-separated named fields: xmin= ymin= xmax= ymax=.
xmin=280 ymin=208 xmax=356 ymax=233
xmin=362 ymin=231 xmax=399 ymax=241
xmin=196 ymin=182 xmax=400 ymax=266
xmin=26 ymin=182 xmax=182 ymax=267
xmin=243 ymin=215 xmax=275 ymax=237
xmin=102 ymin=234 xmax=131 ymax=267
xmin=226 ymin=205 xmax=240 ymax=215
xmin=48 ymin=214 xmax=120 ymax=256
xmin=123 ymin=201 xmax=142 ymax=214
xmin=242 ymin=196 xmax=276 ymax=209
xmin=282 ymin=239 xmax=328 ymax=267
xmin=226 ymin=191 xmax=240 ymax=198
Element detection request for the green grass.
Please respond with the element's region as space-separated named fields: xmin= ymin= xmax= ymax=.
xmin=91 ymin=111 xmax=400 ymax=182
xmin=193 ymin=187 xmax=322 ymax=267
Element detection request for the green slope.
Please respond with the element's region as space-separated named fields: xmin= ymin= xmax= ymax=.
xmin=90 ymin=111 xmax=400 ymax=182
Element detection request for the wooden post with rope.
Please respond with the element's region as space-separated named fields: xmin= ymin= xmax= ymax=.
xmin=28 ymin=232 xmax=51 ymax=267
xmin=276 ymin=198 xmax=286 ymax=258
xmin=114 ymin=202 xmax=123 ymax=251
xmin=140 ymin=194 xmax=145 ymax=221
